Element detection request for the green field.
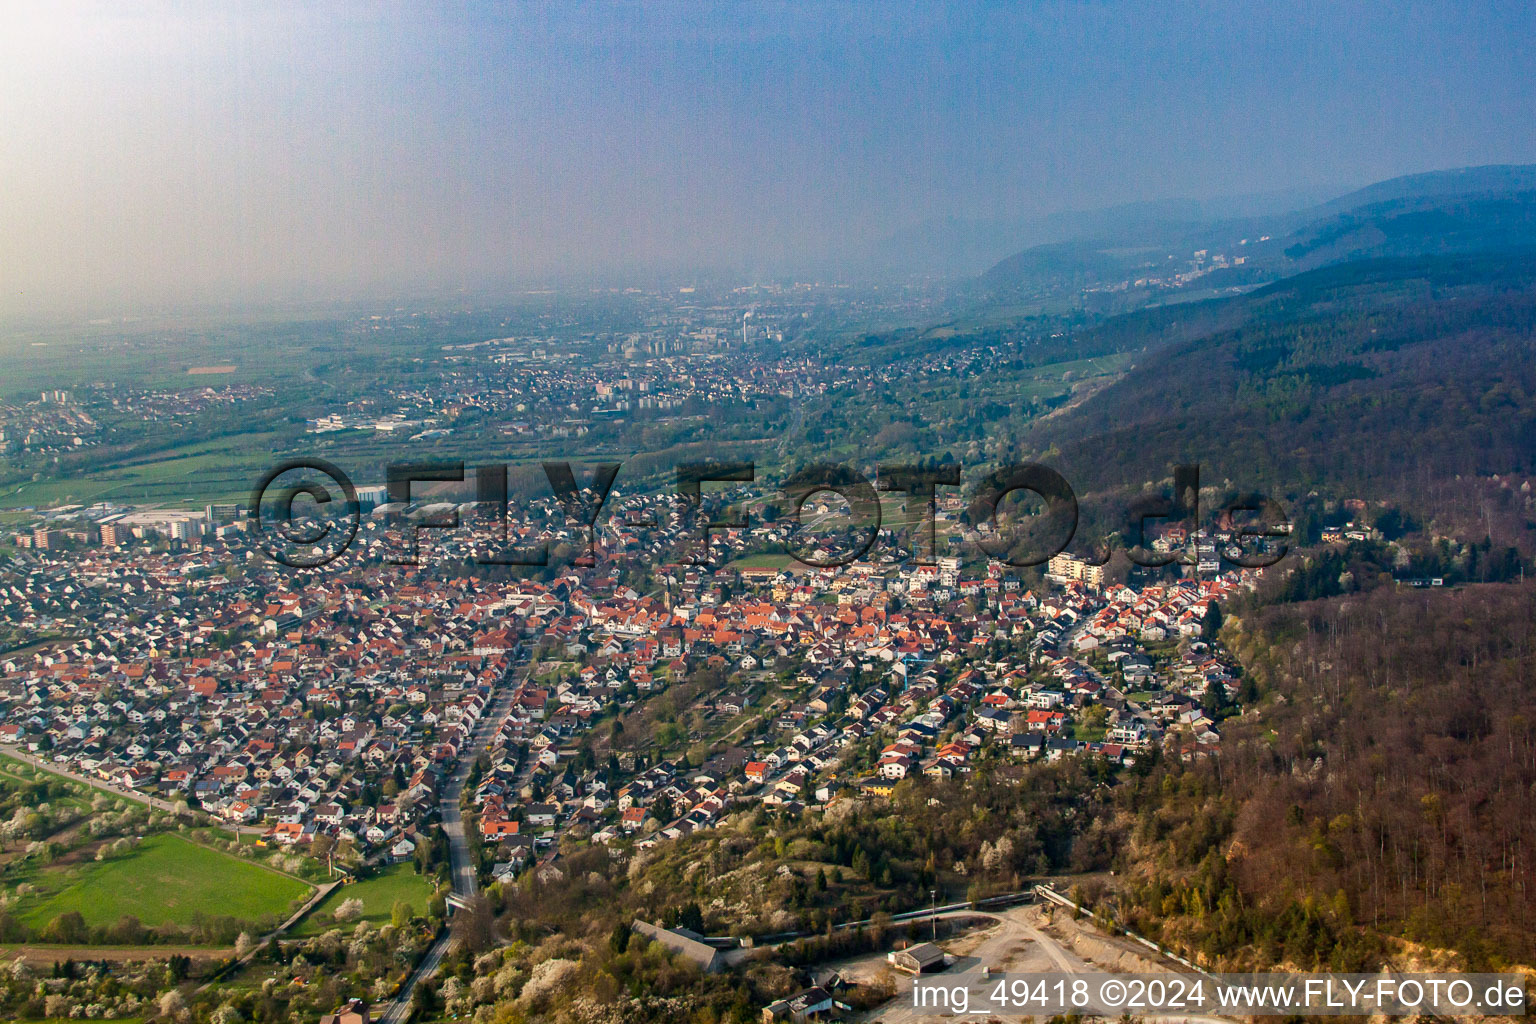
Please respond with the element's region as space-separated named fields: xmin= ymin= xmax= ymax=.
xmin=292 ymin=862 xmax=431 ymax=935
xmin=0 ymin=434 xmax=280 ymax=509
xmin=725 ymin=552 xmax=798 ymax=570
xmin=17 ymin=834 xmax=312 ymax=930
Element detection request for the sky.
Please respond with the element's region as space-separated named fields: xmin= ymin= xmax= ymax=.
xmin=3 ymin=1 xmax=1536 ymax=318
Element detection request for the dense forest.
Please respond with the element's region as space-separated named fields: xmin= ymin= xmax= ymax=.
xmin=1112 ymin=583 xmax=1536 ymax=971
xmin=1022 ymin=252 xmax=1536 ymax=551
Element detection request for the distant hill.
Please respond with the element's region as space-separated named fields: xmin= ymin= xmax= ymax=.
xmin=1307 ymin=163 xmax=1536 ymax=215
xmin=870 ymin=187 xmax=1333 ymax=277
xmin=1274 ymin=190 xmax=1536 ymax=266
xmin=975 ymin=164 xmax=1536 ymax=309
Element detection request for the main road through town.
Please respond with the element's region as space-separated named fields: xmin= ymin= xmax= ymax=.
xmin=377 ymin=643 xmax=528 ymax=1024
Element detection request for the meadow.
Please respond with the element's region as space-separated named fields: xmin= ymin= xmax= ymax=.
xmin=291 ymin=862 xmax=432 ymax=936
xmin=17 ymin=834 xmax=312 ymax=932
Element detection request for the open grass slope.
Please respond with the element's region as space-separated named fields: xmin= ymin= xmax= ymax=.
xmin=18 ymin=834 xmax=311 ymax=930
xmin=291 ymin=862 xmax=431 ymax=936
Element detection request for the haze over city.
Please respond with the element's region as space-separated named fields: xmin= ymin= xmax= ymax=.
xmin=4 ymin=1 xmax=1536 ymax=317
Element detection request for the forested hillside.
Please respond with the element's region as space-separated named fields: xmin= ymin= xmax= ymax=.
xmin=1028 ymin=252 xmax=1536 ymax=544
xmin=1114 ymin=583 xmax=1536 ymax=971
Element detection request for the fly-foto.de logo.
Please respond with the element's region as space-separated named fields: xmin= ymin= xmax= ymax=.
xmin=248 ymin=458 xmax=1290 ymax=572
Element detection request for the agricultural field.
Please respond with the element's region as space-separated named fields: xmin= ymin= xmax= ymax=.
xmin=723 ymin=552 xmax=797 ymax=570
xmin=291 ymin=862 xmax=433 ymax=936
xmin=0 ymin=432 xmax=282 ymax=509
xmin=14 ymin=834 xmax=312 ymax=933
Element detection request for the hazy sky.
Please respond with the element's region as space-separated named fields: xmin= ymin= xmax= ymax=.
xmin=4 ymin=1 xmax=1536 ymax=317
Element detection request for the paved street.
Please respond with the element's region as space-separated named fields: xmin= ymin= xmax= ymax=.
xmin=376 ymin=644 xmax=528 ymax=1024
